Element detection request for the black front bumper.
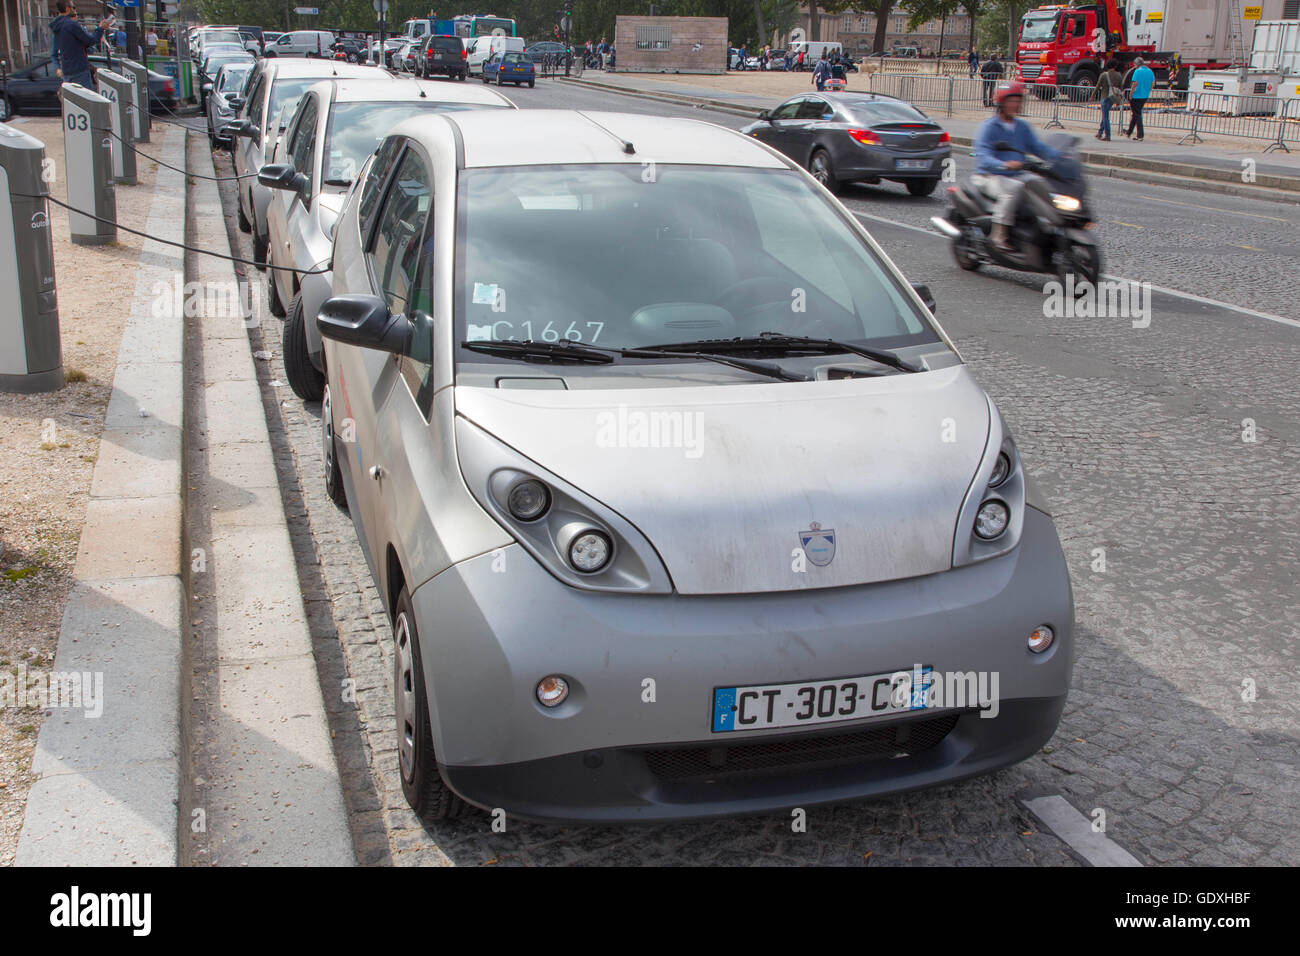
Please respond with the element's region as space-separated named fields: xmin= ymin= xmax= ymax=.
xmin=439 ymin=696 xmax=1065 ymax=825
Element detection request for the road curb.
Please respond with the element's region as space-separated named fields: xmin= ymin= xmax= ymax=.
xmin=563 ymin=76 xmax=1300 ymax=202
xmin=16 ymin=123 xmax=189 ymax=867
xmin=185 ymin=145 xmax=354 ymax=865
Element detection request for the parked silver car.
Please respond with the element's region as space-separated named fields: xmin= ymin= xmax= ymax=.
xmin=230 ymin=57 xmax=376 ymax=267
xmin=261 ymin=78 xmax=515 ymax=400
xmin=315 ymin=109 xmax=1075 ymax=824
xmin=204 ymin=61 xmax=254 ymax=148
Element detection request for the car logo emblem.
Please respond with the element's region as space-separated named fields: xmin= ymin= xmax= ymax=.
xmin=798 ymin=522 xmax=836 ymax=567
xmin=910 ymin=131 xmax=919 ymax=139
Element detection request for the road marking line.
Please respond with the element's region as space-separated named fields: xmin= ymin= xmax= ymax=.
xmin=1112 ymin=220 xmax=1144 ymax=229
xmin=1024 ymin=795 xmax=1144 ymax=867
xmin=1138 ymin=194 xmax=1295 ymax=223
xmin=851 ymin=210 xmax=1300 ymax=330
xmin=1229 ymin=243 xmax=1264 ymax=251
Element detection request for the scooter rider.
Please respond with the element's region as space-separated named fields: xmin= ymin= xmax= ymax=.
xmin=972 ymin=82 xmax=1060 ymax=253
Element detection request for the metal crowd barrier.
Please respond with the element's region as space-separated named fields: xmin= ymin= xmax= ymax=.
xmin=866 ymin=72 xmax=1300 ymax=151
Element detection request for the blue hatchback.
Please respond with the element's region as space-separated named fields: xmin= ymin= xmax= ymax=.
xmin=483 ymin=51 xmax=535 ymax=88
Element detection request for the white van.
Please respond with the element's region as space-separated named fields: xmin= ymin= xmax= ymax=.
xmin=787 ymin=40 xmax=842 ymax=64
xmin=266 ymin=30 xmax=336 ymax=58
xmin=466 ymin=35 xmax=525 ymax=75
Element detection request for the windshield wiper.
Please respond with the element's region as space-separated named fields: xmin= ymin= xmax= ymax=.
xmin=460 ymin=339 xmax=613 ymax=364
xmin=322 ymin=178 xmax=352 ymax=187
xmin=642 ymin=332 xmax=922 ymax=373
xmin=461 ymin=338 xmax=807 ymax=381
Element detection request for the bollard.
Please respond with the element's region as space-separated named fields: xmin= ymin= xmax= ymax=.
xmin=0 ymin=123 xmax=61 ymax=393
xmin=96 ymin=69 xmax=136 ymax=186
xmin=119 ymin=58 xmax=152 ymax=144
xmin=58 ymin=83 xmax=116 ymax=245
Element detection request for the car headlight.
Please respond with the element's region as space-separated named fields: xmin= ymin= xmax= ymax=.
xmin=952 ymin=398 xmax=1026 ymax=567
xmin=1051 ymin=193 xmax=1081 ymax=213
xmin=456 ymin=418 xmax=673 ymax=593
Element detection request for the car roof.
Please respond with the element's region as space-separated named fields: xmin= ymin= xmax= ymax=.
xmin=400 ymin=110 xmax=789 ymax=170
xmin=267 ymin=59 xmax=373 ymax=80
xmin=327 ymin=78 xmax=516 ymax=108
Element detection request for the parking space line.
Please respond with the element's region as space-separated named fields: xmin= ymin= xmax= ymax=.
xmin=1024 ymin=795 xmax=1143 ymax=867
xmin=850 ymin=210 xmax=1300 ymax=331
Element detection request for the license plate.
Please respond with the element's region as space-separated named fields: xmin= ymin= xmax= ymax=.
xmin=712 ymin=667 xmax=933 ymax=733
xmin=895 ymin=159 xmax=931 ymax=170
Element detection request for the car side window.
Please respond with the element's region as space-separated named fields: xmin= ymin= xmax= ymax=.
xmin=358 ymin=137 xmax=405 ymax=242
xmin=369 ymin=149 xmax=431 ymax=318
xmin=796 ymin=98 xmax=829 ymax=120
xmin=246 ymin=76 xmax=265 ymax=125
xmin=772 ymin=99 xmax=803 ymax=120
xmin=288 ymin=96 xmax=318 ymax=194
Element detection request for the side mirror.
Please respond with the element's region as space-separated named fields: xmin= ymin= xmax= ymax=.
xmin=231 ymin=119 xmax=257 ymax=140
xmin=258 ymin=163 xmax=306 ymax=193
xmin=223 ymin=92 xmax=241 ymax=104
xmin=757 ymin=108 xmax=771 ymax=121
xmin=202 ymin=82 xmax=213 ymax=93
xmin=317 ymin=295 xmax=412 ymax=355
xmin=910 ymin=281 xmax=936 ymax=313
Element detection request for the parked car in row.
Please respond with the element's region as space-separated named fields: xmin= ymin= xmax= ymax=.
xmin=742 ymin=91 xmax=951 ymax=196
xmin=467 ymin=35 xmax=525 ymax=76
xmin=198 ymin=48 xmax=254 ymax=108
xmin=229 ymin=57 xmax=374 ymax=265
xmin=265 ymin=30 xmax=336 ymax=58
xmin=310 ymin=108 xmax=1074 ymax=824
xmin=260 ymin=77 xmax=514 ymax=400
xmin=205 ymin=61 xmax=255 ymax=147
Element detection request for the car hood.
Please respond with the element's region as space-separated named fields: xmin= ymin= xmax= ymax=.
xmin=455 ymin=366 xmax=993 ymax=594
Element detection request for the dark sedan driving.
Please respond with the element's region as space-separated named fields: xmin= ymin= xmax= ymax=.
xmin=1 ymin=55 xmax=177 ymax=120
xmin=741 ymin=92 xmax=951 ymax=196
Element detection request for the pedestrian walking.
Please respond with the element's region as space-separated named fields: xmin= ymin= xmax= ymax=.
xmin=49 ymin=0 xmax=112 ymax=88
xmin=796 ymin=49 xmax=805 ymax=71
xmin=980 ymin=52 xmax=1004 ymax=107
xmin=598 ymin=36 xmax=609 ymax=70
xmin=812 ymin=55 xmax=830 ymax=92
xmin=146 ymin=28 xmax=158 ymax=55
xmin=968 ymin=48 xmax=978 ymax=78
xmin=1123 ymin=57 xmax=1154 ymax=140
xmin=1095 ymin=58 xmax=1122 ymax=141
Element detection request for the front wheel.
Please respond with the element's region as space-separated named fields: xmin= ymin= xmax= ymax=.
xmin=321 ymin=383 xmax=347 ymax=509
xmin=251 ymin=230 xmax=268 ymax=272
xmin=394 ymin=587 xmax=467 ymax=822
xmin=284 ymin=293 xmax=325 ymax=401
xmin=953 ymin=231 xmax=981 ymax=271
xmin=496 ymin=72 xmax=503 ymax=86
xmin=528 ymin=79 xmax=535 ymax=88
xmin=1062 ymin=242 xmax=1102 ymax=288
xmin=809 ymin=149 xmax=839 ymax=195
xmin=907 ymin=178 xmax=940 ymax=197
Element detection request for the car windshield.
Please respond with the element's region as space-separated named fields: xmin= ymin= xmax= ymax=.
xmin=454 ymin=165 xmax=937 ymax=362
xmin=268 ymin=78 xmax=324 ymax=128
xmin=323 ymin=101 xmax=508 ymax=184
xmin=218 ymin=65 xmax=252 ymax=91
xmin=203 ymin=31 xmax=242 ymax=45
xmin=1020 ymin=14 xmax=1059 ymax=42
xmin=429 ymin=37 xmax=461 ymax=52
xmin=502 ymin=52 xmax=528 ymax=63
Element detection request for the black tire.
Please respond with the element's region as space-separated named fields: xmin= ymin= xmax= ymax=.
xmin=267 ymin=272 xmax=286 ymax=318
xmin=953 ymin=231 xmax=981 ymax=271
xmin=252 ymin=229 xmax=268 ymax=271
xmin=208 ymin=129 xmax=217 ymax=149
xmin=237 ymin=194 xmax=251 ymax=233
xmin=496 ymin=72 xmax=503 ymax=86
xmin=1061 ymin=243 xmax=1102 ymax=288
xmin=481 ymin=72 xmax=488 ymax=84
xmin=1068 ymin=69 xmax=1098 ymax=102
xmin=809 ymin=149 xmax=840 ymax=195
xmin=264 ymin=50 xmax=277 ymax=58
xmin=284 ymin=293 xmax=325 ymax=401
xmin=528 ymin=79 xmax=535 ymax=88
xmin=321 ymin=382 xmax=347 ymax=510
xmin=907 ymin=178 xmax=940 ymax=197
xmin=394 ymin=586 xmax=467 ymax=822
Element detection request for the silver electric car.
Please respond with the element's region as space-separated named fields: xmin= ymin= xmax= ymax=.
xmin=229 ymin=57 xmax=376 ymax=268
xmin=260 ymin=78 xmax=515 ymax=400
xmin=316 ymin=109 xmax=1075 ymax=824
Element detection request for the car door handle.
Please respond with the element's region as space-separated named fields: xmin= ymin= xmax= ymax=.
xmin=369 ymin=465 xmax=384 ymax=480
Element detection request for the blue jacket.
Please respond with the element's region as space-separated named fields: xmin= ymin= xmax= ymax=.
xmin=51 ymin=14 xmax=103 ymax=78
xmin=974 ymin=114 xmax=1059 ymax=175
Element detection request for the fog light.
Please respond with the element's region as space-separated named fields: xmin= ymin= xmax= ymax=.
xmin=507 ymin=479 xmax=550 ymax=521
xmin=989 ymin=452 xmax=1011 ymax=488
xmin=1028 ymin=624 xmax=1055 ymax=654
xmin=974 ymin=500 xmax=1009 ymax=539
xmin=536 ymin=675 xmax=569 ymax=707
xmin=569 ymin=530 xmax=611 ymax=573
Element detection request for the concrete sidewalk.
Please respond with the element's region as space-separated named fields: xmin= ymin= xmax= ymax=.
xmin=564 ymin=72 xmax=1300 ymax=201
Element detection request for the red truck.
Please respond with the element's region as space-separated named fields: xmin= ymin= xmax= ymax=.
xmin=1015 ymin=0 xmax=1288 ymax=93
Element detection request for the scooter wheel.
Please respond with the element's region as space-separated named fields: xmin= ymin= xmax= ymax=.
xmin=953 ymin=232 xmax=981 ymax=271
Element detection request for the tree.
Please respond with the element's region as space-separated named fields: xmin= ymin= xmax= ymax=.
xmin=865 ymin=0 xmax=896 ymax=55
xmin=900 ymin=0 xmax=987 ymax=52
xmin=976 ymin=0 xmax=1031 ymax=57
